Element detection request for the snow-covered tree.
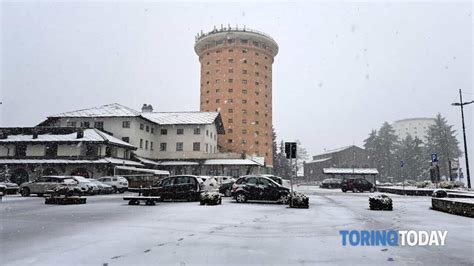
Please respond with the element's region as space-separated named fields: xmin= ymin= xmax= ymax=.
xmin=395 ymin=135 xmax=426 ymax=181
xmin=425 ymin=113 xmax=461 ymax=179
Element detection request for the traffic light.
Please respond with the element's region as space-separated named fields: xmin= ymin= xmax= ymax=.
xmin=285 ymin=142 xmax=297 ymax=159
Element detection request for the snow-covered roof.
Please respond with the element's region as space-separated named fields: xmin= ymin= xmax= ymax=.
xmin=140 ymin=112 xmax=220 ymax=125
xmin=204 ymin=159 xmax=261 ymax=166
xmin=252 ymin=156 xmax=265 ymax=166
xmin=316 ymin=146 xmax=358 ymax=157
xmin=0 ymin=157 xmax=143 ymax=166
xmin=136 ymin=157 xmax=161 ymax=166
xmin=50 ymin=103 xmax=139 ymax=118
xmin=323 ymin=168 xmax=379 ymax=175
xmin=306 ymin=157 xmax=332 ymax=164
xmin=159 ymin=161 xmax=199 ymax=166
xmin=0 ymin=129 xmax=135 ymax=149
xmin=104 ymin=158 xmax=143 ymax=166
xmin=115 ymin=166 xmax=169 ymax=175
xmin=0 ymin=159 xmax=108 ymax=164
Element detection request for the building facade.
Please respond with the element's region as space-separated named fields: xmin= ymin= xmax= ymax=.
xmin=39 ymin=103 xmax=225 ymax=160
xmin=304 ymin=145 xmax=370 ymax=181
xmin=0 ymin=127 xmax=139 ymax=184
xmin=391 ymin=118 xmax=435 ymax=143
xmin=194 ymin=26 xmax=278 ymax=167
xmin=33 ymin=103 xmax=266 ymax=179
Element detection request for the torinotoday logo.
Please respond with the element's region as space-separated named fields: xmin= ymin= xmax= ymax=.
xmin=339 ymin=230 xmax=448 ymax=246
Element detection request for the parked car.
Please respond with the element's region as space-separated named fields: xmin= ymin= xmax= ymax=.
xmin=142 ymin=175 xmax=205 ymax=201
xmin=260 ymin=175 xmax=291 ymax=189
xmin=198 ymin=176 xmax=219 ymax=191
xmin=320 ymin=178 xmax=342 ymax=189
xmin=98 ymin=176 xmax=129 ymax=193
xmin=232 ymin=176 xmax=290 ymax=203
xmin=0 ymin=180 xmax=20 ymax=194
xmin=71 ymin=176 xmax=99 ymax=195
xmin=0 ymin=184 xmax=6 ymax=197
xmin=213 ymin=176 xmax=235 ymax=185
xmin=88 ymin=179 xmax=114 ymax=194
xmin=219 ymin=181 xmax=235 ymax=197
xmin=341 ymin=178 xmax=375 ymax=192
xmin=20 ymin=176 xmax=80 ymax=197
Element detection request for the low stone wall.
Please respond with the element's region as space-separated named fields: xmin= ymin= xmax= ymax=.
xmin=431 ymin=198 xmax=474 ymax=218
xmin=377 ymin=186 xmax=474 ymax=198
xmin=377 ymin=187 xmax=433 ymax=196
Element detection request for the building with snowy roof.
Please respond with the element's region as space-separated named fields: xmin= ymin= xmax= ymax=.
xmin=303 ymin=145 xmax=371 ymax=181
xmin=35 ymin=103 xmax=268 ymax=178
xmin=0 ymin=127 xmax=139 ymax=184
xmin=38 ymin=103 xmax=226 ymax=161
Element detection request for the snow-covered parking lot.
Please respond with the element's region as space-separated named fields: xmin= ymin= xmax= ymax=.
xmin=1 ymin=187 xmax=473 ymax=265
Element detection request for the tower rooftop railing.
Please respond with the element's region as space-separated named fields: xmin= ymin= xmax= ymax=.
xmin=195 ymin=26 xmax=276 ymax=43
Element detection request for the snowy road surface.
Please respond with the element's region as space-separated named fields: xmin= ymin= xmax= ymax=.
xmin=1 ymin=187 xmax=473 ymax=265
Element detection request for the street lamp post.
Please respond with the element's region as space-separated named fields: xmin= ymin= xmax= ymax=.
xmin=452 ymin=89 xmax=473 ymax=189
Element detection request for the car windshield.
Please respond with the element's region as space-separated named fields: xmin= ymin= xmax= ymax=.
xmin=2 ymin=2 xmax=472 ymax=265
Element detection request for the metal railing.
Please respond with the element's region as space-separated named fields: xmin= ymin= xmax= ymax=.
xmin=195 ymin=25 xmax=276 ymax=43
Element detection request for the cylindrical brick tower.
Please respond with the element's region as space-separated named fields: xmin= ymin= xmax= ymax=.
xmin=194 ymin=26 xmax=278 ymax=166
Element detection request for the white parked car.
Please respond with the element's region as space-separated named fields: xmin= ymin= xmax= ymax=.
xmin=71 ymin=176 xmax=99 ymax=195
xmin=98 ymin=176 xmax=129 ymax=193
xmin=198 ymin=176 xmax=220 ymax=192
xmin=89 ymin=179 xmax=114 ymax=194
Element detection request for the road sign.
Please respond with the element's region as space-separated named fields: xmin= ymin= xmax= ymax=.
xmin=431 ymin=153 xmax=438 ymax=163
xmin=285 ymin=142 xmax=297 ymax=159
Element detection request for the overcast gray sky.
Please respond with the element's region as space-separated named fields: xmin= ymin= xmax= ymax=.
xmin=1 ymin=1 xmax=472 ymax=166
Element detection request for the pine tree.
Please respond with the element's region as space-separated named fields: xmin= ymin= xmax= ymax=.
xmin=364 ymin=130 xmax=381 ymax=169
xmin=395 ymin=135 xmax=426 ymax=181
xmin=377 ymin=122 xmax=399 ymax=178
xmin=425 ymin=113 xmax=461 ymax=179
xmin=272 ymin=127 xmax=278 ymax=167
xmin=295 ymin=140 xmax=309 ymax=176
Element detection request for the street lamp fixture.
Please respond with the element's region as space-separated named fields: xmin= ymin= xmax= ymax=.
xmin=451 ymin=89 xmax=472 ymax=189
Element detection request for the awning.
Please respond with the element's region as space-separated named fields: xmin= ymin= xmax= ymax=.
xmin=115 ymin=166 xmax=169 ymax=175
xmin=323 ymin=168 xmax=379 ymax=175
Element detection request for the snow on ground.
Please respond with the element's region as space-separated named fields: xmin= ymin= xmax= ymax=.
xmin=1 ymin=188 xmax=473 ymax=265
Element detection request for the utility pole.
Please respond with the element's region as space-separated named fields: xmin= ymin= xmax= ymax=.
xmin=452 ymin=89 xmax=473 ymax=189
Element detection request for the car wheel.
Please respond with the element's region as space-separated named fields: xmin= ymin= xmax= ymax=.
xmin=119 ymin=188 xmax=125 ymax=194
xmin=341 ymin=188 xmax=347 ymax=193
xmin=21 ymin=187 xmax=30 ymax=197
xmin=235 ymin=192 xmax=247 ymax=203
xmin=278 ymin=194 xmax=289 ymax=204
xmin=224 ymin=189 xmax=232 ymax=197
xmin=112 ymin=186 xmax=118 ymax=193
xmin=218 ymin=198 xmax=222 ymax=205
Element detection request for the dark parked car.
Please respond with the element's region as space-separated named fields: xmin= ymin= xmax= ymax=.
xmin=219 ymin=181 xmax=234 ymax=197
xmin=141 ymin=175 xmax=204 ymax=201
xmin=320 ymin=178 xmax=342 ymax=189
xmin=341 ymin=178 xmax=375 ymax=193
xmin=232 ymin=176 xmax=290 ymax=203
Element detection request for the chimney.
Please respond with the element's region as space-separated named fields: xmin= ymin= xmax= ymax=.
xmin=141 ymin=104 xmax=153 ymax=113
xmin=32 ymin=132 xmax=38 ymax=139
xmin=77 ymin=129 xmax=84 ymax=139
